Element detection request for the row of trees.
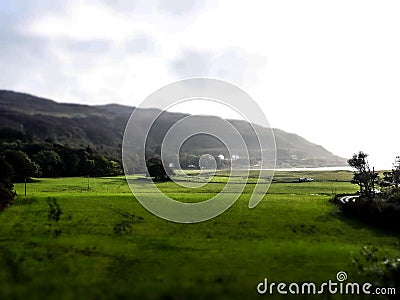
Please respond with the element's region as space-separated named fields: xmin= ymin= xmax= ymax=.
xmin=0 ymin=129 xmax=124 ymax=207
xmin=0 ymin=129 xmax=122 ymax=182
xmin=2 ymin=147 xmax=122 ymax=181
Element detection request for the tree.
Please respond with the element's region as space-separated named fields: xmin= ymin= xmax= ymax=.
xmin=381 ymin=171 xmax=393 ymax=188
xmin=32 ymin=150 xmax=62 ymax=177
xmin=62 ymin=153 xmax=80 ymax=176
xmin=380 ymin=156 xmax=400 ymax=190
xmin=348 ymin=151 xmax=378 ymax=198
xmin=81 ymin=158 xmax=95 ymax=176
xmin=392 ymin=156 xmax=400 ymax=189
xmin=4 ymin=150 xmax=40 ymax=181
xmin=146 ymin=157 xmax=174 ymax=182
xmin=0 ymin=156 xmax=15 ymax=209
xmin=0 ymin=128 xmax=25 ymax=142
xmin=77 ymin=149 xmax=95 ymax=176
xmin=93 ymin=156 xmax=114 ymax=176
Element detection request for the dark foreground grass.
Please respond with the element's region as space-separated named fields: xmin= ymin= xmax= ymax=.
xmin=0 ymin=173 xmax=399 ymax=299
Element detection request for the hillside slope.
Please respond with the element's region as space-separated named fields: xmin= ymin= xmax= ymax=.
xmin=0 ymin=90 xmax=346 ymax=167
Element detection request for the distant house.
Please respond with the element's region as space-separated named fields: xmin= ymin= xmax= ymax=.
xmin=231 ymin=154 xmax=240 ymax=160
xmin=218 ymin=154 xmax=225 ymax=160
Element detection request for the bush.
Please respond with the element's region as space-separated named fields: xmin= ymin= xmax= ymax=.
xmin=337 ymin=195 xmax=400 ymax=232
xmin=353 ymin=245 xmax=400 ymax=290
xmin=146 ymin=157 xmax=174 ymax=182
xmin=46 ymin=197 xmax=63 ymax=237
xmin=47 ymin=197 xmax=62 ymax=222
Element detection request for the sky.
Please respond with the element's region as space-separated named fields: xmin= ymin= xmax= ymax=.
xmin=1 ymin=0 xmax=400 ymax=169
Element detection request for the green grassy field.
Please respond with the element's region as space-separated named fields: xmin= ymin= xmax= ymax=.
xmin=0 ymin=171 xmax=399 ymax=299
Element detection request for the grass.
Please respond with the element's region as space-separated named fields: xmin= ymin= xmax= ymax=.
xmin=0 ymin=171 xmax=399 ymax=299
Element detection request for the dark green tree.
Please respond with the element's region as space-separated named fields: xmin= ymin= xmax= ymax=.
xmin=392 ymin=156 xmax=400 ymax=189
xmin=93 ymin=156 xmax=113 ymax=176
xmin=348 ymin=151 xmax=378 ymax=198
xmin=32 ymin=150 xmax=62 ymax=177
xmin=4 ymin=150 xmax=40 ymax=181
xmin=380 ymin=156 xmax=400 ymax=190
xmin=0 ymin=128 xmax=25 ymax=142
xmin=0 ymin=156 xmax=15 ymax=209
xmin=146 ymin=157 xmax=174 ymax=182
xmin=62 ymin=153 xmax=80 ymax=176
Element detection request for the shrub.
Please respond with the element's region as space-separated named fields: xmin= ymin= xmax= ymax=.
xmin=146 ymin=157 xmax=174 ymax=182
xmin=353 ymin=245 xmax=400 ymax=289
xmin=47 ymin=197 xmax=62 ymax=222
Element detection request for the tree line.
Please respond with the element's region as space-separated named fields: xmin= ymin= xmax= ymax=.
xmin=0 ymin=128 xmax=122 ymax=208
xmin=0 ymin=128 xmax=122 ymax=180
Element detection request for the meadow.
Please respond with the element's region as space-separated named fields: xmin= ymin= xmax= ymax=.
xmin=0 ymin=170 xmax=399 ymax=299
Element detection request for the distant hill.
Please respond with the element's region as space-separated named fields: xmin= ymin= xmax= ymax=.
xmin=0 ymin=90 xmax=346 ymax=167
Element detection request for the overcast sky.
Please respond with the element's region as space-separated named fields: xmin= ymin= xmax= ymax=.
xmin=1 ymin=0 xmax=400 ymax=169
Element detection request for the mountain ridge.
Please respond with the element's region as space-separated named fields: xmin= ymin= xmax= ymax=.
xmin=0 ymin=90 xmax=346 ymax=168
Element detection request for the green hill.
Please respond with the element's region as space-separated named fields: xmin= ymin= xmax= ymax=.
xmin=0 ymin=90 xmax=346 ymax=167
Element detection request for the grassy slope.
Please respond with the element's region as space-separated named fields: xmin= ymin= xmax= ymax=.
xmin=0 ymin=172 xmax=399 ymax=299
